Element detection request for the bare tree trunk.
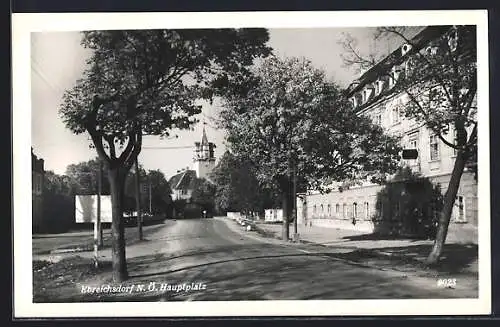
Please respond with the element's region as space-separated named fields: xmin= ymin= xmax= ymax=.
xmin=108 ymin=167 xmax=128 ymax=282
xmin=426 ymin=150 xmax=467 ymax=265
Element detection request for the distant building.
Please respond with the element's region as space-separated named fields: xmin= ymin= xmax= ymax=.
xmin=264 ymin=209 xmax=283 ymax=223
xmin=32 ymin=148 xmax=44 ymax=232
xmin=193 ymin=125 xmax=216 ymax=181
xmin=300 ymin=26 xmax=477 ymax=242
xmin=168 ymin=169 xmax=197 ymax=201
xmin=168 ymin=126 xmax=217 ymax=201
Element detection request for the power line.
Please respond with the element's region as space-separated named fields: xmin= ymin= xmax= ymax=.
xmin=142 ymin=146 xmax=193 ymax=150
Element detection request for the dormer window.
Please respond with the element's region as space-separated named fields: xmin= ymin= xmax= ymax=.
xmin=363 ymin=85 xmax=374 ymax=103
xmin=425 ymin=45 xmax=438 ymax=56
xmin=354 ymin=92 xmax=363 ymax=107
xmin=389 ymin=66 xmax=401 ymax=88
xmin=401 ymin=43 xmax=412 ymax=57
xmin=376 ymin=78 xmax=386 ymax=95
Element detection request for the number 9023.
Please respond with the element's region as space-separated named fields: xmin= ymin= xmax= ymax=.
xmin=437 ymin=278 xmax=457 ymax=287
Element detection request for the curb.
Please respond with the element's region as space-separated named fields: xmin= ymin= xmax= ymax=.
xmin=216 ymin=217 xmax=287 ymax=246
xmin=214 ymin=218 xmax=477 ymax=280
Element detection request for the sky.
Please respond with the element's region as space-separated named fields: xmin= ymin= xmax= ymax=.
xmin=30 ymin=27 xmax=409 ymax=180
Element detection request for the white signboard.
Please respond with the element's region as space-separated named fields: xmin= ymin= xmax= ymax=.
xmin=75 ymin=195 xmax=112 ymax=223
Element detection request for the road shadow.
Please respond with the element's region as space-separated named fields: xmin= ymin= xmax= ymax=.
xmin=335 ymin=243 xmax=478 ymax=275
xmin=33 ymin=240 xmax=479 ymax=302
xmin=120 ymin=244 xmax=476 ymax=301
xmin=341 ymin=233 xmax=429 ymax=242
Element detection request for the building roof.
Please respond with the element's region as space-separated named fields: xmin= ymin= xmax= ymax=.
xmin=201 ymin=126 xmax=209 ymax=145
xmin=168 ymin=169 xmax=197 ymax=190
xmin=346 ymin=25 xmax=453 ymax=97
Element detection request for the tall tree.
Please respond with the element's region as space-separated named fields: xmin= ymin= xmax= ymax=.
xmin=218 ymin=56 xmax=401 ymax=241
xmin=340 ymin=25 xmax=477 ymax=264
xmin=60 ymin=29 xmax=271 ymax=281
xmin=190 ymin=178 xmax=216 ymax=216
xmin=65 ymin=158 xmax=110 ymax=195
xmin=211 ymin=151 xmax=276 ymax=215
xmin=143 ymin=169 xmax=173 ymax=215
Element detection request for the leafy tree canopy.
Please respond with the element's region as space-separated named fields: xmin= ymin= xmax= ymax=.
xmin=60 ymin=28 xmax=272 ymax=171
xmin=218 ymin=56 xmax=402 ymax=194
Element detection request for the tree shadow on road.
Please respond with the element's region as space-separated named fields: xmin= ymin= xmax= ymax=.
xmin=118 ymin=242 xmax=477 ymax=302
xmin=341 ymin=233 xmax=429 ymax=242
xmin=334 ymin=243 xmax=478 ymax=276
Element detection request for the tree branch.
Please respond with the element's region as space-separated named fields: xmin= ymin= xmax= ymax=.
xmin=379 ymin=27 xmax=455 ymax=106
xmin=466 ymin=122 xmax=477 ymax=149
xmin=124 ymin=125 xmax=143 ymax=172
xmin=437 ymin=133 xmax=458 ymax=149
xmin=104 ymin=135 xmax=116 ymax=159
xmin=118 ymin=132 xmax=135 ymax=163
xmin=462 ymin=74 xmax=477 ymax=119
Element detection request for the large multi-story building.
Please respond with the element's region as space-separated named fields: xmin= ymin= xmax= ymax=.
xmin=298 ymin=26 xmax=477 ymax=242
xmin=32 ymin=147 xmax=45 ymax=232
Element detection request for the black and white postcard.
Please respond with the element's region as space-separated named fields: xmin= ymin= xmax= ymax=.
xmin=12 ymin=10 xmax=491 ymax=317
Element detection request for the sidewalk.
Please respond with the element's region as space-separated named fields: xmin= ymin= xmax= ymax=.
xmin=32 ymin=222 xmax=172 ymax=263
xmin=256 ymin=222 xmax=434 ymax=250
xmin=225 ymin=218 xmax=478 ymax=277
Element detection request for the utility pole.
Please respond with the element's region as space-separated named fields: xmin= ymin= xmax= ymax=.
xmin=97 ymin=158 xmax=103 ymax=247
xmin=134 ymin=157 xmax=143 ymax=241
xmin=148 ymin=175 xmax=152 ymax=213
xmin=293 ymin=162 xmax=298 ymax=242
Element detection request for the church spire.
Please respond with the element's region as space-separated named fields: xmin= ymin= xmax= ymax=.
xmin=201 ymin=122 xmax=209 ymax=145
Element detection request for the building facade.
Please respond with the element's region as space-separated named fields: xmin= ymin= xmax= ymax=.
xmin=32 ymin=148 xmax=45 ymax=233
xmin=299 ymin=26 xmax=477 ymax=242
xmin=193 ymin=126 xmax=216 ymax=181
xmin=168 ymin=169 xmax=197 ymax=201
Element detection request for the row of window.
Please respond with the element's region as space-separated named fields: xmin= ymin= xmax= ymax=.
xmin=311 ymin=196 xmax=467 ymax=222
xmin=312 ymin=202 xmax=370 ymax=219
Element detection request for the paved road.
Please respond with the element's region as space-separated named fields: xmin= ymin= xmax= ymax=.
xmin=78 ymin=217 xmax=476 ymax=301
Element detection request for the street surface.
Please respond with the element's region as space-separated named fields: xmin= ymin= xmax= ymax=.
xmin=33 ymin=218 xmax=477 ymax=301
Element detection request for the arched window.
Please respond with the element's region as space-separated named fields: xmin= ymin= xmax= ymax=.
xmin=327 ymin=204 xmax=331 ymax=216
xmin=353 ymin=202 xmax=358 ymax=218
xmin=343 ymin=204 xmax=347 ymax=218
xmin=365 ymin=202 xmax=369 ymax=220
xmin=335 ymin=204 xmax=340 ymax=214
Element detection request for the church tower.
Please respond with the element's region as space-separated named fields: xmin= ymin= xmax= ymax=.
xmin=193 ymin=124 xmax=216 ymax=181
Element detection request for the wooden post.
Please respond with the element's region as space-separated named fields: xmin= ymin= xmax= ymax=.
xmin=149 ymin=175 xmax=152 ymax=213
xmin=135 ymin=157 xmax=143 ymax=241
xmin=293 ymin=163 xmax=298 ymax=242
xmin=93 ymin=220 xmax=99 ymax=268
xmin=97 ymin=159 xmax=103 ymax=247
